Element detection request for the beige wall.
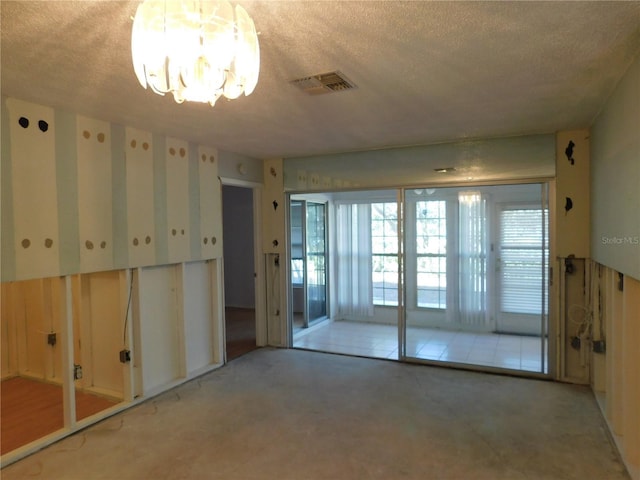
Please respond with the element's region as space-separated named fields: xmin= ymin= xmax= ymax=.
xmin=591 ymin=55 xmax=640 ymax=280
xmin=590 ymin=53 xmax=640 ymax=480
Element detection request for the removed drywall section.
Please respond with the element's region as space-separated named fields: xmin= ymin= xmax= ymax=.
xmin=591 ymin=54 xmax=640 ymax=281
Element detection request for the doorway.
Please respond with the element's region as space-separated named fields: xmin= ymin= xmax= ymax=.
xmin=291 ymin=183 xmax=550 ymax=376
xmin=290 ymin=199 xmax=328 ymax=334
xmin=222 ymin=185 xmax=257 ymax=360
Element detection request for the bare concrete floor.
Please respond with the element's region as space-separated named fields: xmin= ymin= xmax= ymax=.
xmin=2 ymin=348 xmax=628 ymax=480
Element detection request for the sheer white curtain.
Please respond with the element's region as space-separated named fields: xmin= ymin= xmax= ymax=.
xmin=458 ymin=191 xmax=489 ymax=327
xmin=336 ymin=203 xmax=374 ymax=318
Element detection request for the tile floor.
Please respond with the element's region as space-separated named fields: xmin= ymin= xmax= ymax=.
xmin=294 ymin=320 xmax=548 ymax=374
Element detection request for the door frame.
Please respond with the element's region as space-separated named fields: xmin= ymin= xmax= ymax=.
xmin=220 ymin=177 xmax=267 ymax=348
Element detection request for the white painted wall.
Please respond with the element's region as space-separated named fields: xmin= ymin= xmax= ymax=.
xmin=284 ymin=134 xmax=555 ymax=190
xmin=589 ymin=53 xmax=640 ymax=480
xmin=591 ymin=54 xmax=640 ymax=281
xmin=137 ymin=265 xmax=182 ymax=394
xmin=6 ymin=99 xmax=60 ymax=279
xmin=77 ymin=116 xmax=113 ymax=272
xmin=183 ymin=261 xmax=214 ymax=373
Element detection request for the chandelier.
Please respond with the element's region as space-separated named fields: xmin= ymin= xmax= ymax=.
xmin=131 ymin=0 xmax=259 ymax=106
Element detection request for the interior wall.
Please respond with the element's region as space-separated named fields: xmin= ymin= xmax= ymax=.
xmin=589 ymin=52 xmax=640 ymax=480
xmin=283 ymin=134 xmax=555 ymax=190
xmin=591 ymin=54 xmax=640 ymax=280
xmin=77 ymin=271 xmax=124 ymax=398
xmin=0 ymin=278 xmax=65 ymax=384
xmin=183 ymin=261 xmax=214 ymax=373
xmin=137 ymin=265 xmax=181 ymax=394
xmin=222 ymin=186 xmax=255 ymax=308
xmin=0 ymin=96 xmax=232 ymax=282
xmin=0 ymin=94 xmax=237 ymax=463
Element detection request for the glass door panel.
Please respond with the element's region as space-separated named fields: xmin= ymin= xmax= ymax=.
xmin=292 ymin=189 xmax=401 ymax=360
xmin=306 ymin=202 xmax=327 ymax=324
xmin=403 ymin=184 xmax=549 ymax=374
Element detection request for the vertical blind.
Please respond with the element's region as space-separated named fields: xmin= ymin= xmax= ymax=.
xmin=499 ymin=208 xmax=548 ymax=314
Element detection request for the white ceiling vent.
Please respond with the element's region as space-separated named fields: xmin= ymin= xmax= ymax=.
xmin=291 ymin=71 xmax=357 ymax=95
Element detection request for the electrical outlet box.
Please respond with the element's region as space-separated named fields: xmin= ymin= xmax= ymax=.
xmin=119 ymin=349 xmax=131 ymax=363
xmin=593 ymin=340 xmax=606 ymax=354
xmin=570 ymin=336 xmax=581 ymax=350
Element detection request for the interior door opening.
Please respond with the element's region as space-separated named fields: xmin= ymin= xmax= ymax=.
xmin=222 ymin=185 xmax=257 ymax=361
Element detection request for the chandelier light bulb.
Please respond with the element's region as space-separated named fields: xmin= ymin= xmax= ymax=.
xmin=131 ymin=0 xmax=260 ymax=106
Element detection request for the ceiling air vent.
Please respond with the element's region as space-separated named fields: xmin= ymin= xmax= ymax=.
xmin=290 ymin=71 xmax=357 ymax=95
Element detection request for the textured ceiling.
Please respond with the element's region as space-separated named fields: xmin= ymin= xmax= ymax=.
xmin=2 ymin=1 xmax=639 ymax=160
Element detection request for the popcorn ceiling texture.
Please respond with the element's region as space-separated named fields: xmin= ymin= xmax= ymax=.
xmin=1 ymin=1 xmax=639 ymax=160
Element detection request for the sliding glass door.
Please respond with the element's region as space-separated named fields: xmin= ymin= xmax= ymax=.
xmin=403 ymin=183 xmax=549 ymax=373
xmin=290 ymin=199 xmax=328 ymax=331
xmin=291 ymin=183 xmax=549 ymax=375
xmin=306 ymin=202 xmax=327 ymax=324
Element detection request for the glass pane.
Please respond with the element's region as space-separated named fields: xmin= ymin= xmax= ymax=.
xmin=306 ymin=202 xmax=327 ymax=322
xmin=404 ymin=184 xmax=548 ymax=375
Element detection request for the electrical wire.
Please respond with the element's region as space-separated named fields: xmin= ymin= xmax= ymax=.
xmin=123 ymin=270 xmax=134 ymax=347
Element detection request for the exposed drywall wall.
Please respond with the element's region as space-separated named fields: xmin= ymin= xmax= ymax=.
xmin=591 ymin=55 xmax=640 ymax=281
xmin=555 ymin=130 xmax=590 ymax=258
xmin=1 ymin=96 xmax=229 ymax=282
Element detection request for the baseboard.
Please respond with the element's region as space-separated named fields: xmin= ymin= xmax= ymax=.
xmin=592 ymin=389 xmax=638 ymax=480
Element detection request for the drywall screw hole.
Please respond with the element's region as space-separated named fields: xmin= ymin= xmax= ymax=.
xmin=211 ymin=237 xmax=217 ymax=245
xmin=97 ymin=133 xmax=105 ymax=143
xmin=130 ymin=139 xmax=137 ymax=148
xmin=201 ymin=154 xmax=206 ymax=162
xmin=145 ymin=236 xmax=151 ymax=244
xmin=181 ymin=229 xmax=185 ymax=235
xmin=83 ymin=130 xmax=91 ymax=139
xmin=85 ymin=240 xmax=94 ymax=250
xmin=133 ymin=237 xmax=139 ymax=246
xmin=19 ymin=117 xmax=29 ymax=129
xmin=203 ymin=237 xmax=208 ymax=245
xmin=100 ymin=241 xmax=107 ymax=249
xmin=171 ymin=229 xmax=177 ymax=236
xmin=44 ymin=238 xmax=53 ymax=248
xmin=142 ymin=142 xmax=149 ymax=150
xmin=21 ymin=238 xmax=31 ymax=249
xmin=179 ymin=148 xmax=186 ymax=158
xmin=169 ymin=147 xmax=176 ymax=156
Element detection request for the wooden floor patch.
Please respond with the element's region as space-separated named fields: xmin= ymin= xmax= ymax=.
xmin=1 ymin=377 xmax=118 ymax=455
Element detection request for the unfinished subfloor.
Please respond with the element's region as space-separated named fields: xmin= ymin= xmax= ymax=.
xmin=1 ymin=348 xmax=628 ymax=480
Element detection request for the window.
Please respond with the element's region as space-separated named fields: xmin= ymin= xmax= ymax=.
xmin=499 ymin=208 xmax=548 ymax=314
xmin=416 ymin=200 xmax=447 ymax=308
xmin=291 ymin=259 xmax=304 ymax=285
xmin=371 ymin=202 xmax=398 ymax=306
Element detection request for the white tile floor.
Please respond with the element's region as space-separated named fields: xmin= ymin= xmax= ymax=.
xmin=294 ymin=320 xmax=548 ymax=374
